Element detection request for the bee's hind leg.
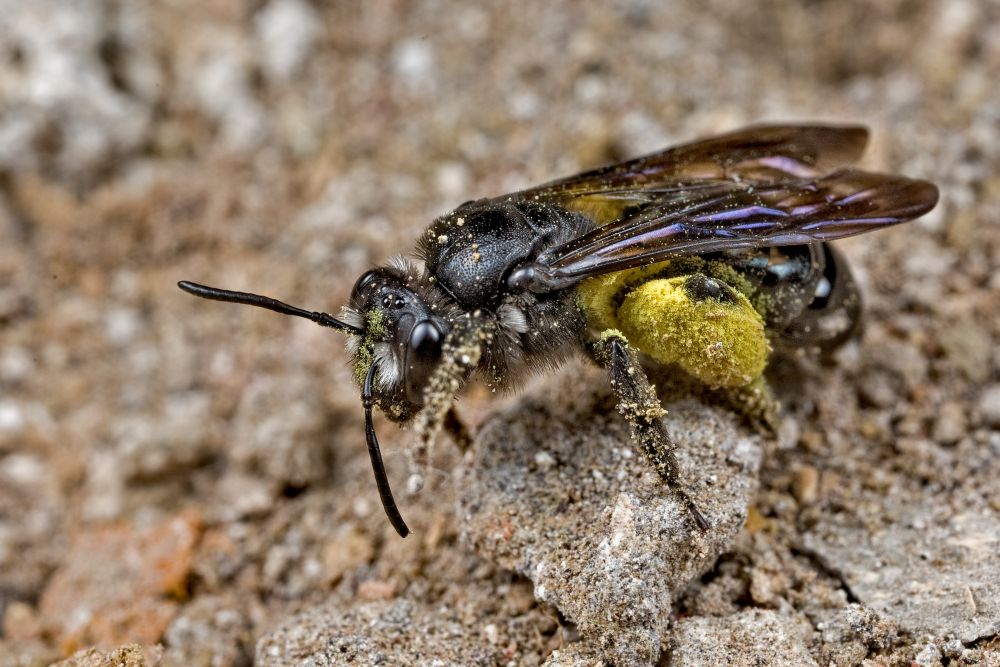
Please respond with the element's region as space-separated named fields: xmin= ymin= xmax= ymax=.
xmin=589 ymin=330 xmax=711 ymax=531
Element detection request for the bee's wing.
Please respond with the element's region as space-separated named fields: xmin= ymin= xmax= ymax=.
xmin=519 ymin=124 xmax=872 ymax=224
xmin=526 ymin=169 xmax=938 ymax=284
xmin=506 ymin=125 xmax=936 ymax=287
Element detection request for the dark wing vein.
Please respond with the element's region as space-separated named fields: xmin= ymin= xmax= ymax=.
xmin=533 ymin=169 xmax=938 ymax=281
xmin=519 ymin=124 xmax=871 ymax=220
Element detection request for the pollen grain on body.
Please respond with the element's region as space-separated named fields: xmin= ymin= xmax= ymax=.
xmin=582 ymin=268 xmax=768 ymax=388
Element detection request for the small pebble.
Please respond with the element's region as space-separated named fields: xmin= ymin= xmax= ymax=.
xmin=793 ymin=465 xmax=820 ymax=505
xmin=534 ymin=451 xmax=555 ymax=469
xmin=358 ymin=580 xmax=397 ymax=601
xmin=0 ymin=400 xmax=25 ymax=434
xmin=0 ymin=347 xmax=34 ymax=383
xmin=932 ymin=401 xmax=967 ymax=444
xmin=392 ymin=38 xmax=435 ymax=87
xmin=0 ymin=454 xmax=47 ymax=486
xmin=322 ymin=528 xmax=374 ymax=584
xmin=104 ymin=306 xmax=141 ymax=347
xmin=913 ymin=641 xmax=943 ymax=667
xmin=255 ymin=0 xmax=320 ymax=81
xmin=976 ymin=385 xmax=1000 ymax=428
xmin=940 ymin=638 xmax=964 ymax=659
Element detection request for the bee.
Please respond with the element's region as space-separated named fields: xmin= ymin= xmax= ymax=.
xmin=179 ymin=124 xmax=938 ymax=537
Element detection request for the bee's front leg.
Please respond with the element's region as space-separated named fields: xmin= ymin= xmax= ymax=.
xmin=412 ymin=312 xmax=491 ymax=487
xmin=442 ymin=405 xmax=473 ymax=453
xmin=589 ymin=330 xmax=711 ymax=531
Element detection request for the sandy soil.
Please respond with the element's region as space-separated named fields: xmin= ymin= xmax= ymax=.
xmin=1 ymin=1 xmax=998 ymax=665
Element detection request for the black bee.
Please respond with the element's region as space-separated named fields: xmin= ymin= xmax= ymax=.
xmin=179 ymin=125 xmax=938 ymax=537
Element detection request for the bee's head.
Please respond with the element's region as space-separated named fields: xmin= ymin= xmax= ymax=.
xmin=343 ymin=263 xmax=449 ymax=422
xmin=177 ymin=263 xmax=451 ymax=539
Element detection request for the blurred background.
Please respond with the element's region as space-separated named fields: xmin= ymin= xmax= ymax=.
xmin=1 ymin=1 xmax=998 ymax=665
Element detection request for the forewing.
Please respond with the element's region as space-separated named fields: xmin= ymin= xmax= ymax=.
xmin=519 ymin=124 xmax=871 ymax=225
xmin=532 ymin=169 xmax=939 ymax=282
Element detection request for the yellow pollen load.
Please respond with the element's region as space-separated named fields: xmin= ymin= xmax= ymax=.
xmin=580 ymin=271 xmax=770 ymax=388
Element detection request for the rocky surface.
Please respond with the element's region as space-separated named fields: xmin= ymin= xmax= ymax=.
xmin=257 ymin=591 xmax=553 ymax=666
xmin=670 ymin=609 xmax=817 ymax=667
xmin=805 ymin=501 xmax=1000 ymax=645
xmin=461 ymin=363 xmax=762 ymax=665
xmin=37 ymin=509 xmax=201 ymax=654
xmin=2 ymin=1 xmax=1000 ymax=665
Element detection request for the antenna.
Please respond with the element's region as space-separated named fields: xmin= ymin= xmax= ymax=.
xmin=363 ymin=362 xmax=410 ymax=537
xmin=177 ymin=281 xmax=362 ymax=334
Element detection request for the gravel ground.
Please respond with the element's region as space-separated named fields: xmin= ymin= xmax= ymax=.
xmin=1 ymin=1 xmax=999 ymax=666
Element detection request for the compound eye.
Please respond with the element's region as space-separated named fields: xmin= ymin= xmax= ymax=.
xmin=351 ymin=269 xmax=384 ymax=300
xmin=404 ymin=320 xmax=444 ymax=405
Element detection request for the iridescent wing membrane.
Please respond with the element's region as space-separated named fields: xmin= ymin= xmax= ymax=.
xmin=513 ymin=125 xmax=938 ymax=287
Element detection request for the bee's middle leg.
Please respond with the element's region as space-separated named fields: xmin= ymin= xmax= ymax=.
xmin=589 ymin=330 xmax=711 ymax=531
